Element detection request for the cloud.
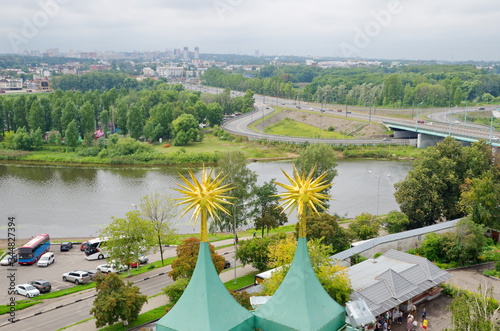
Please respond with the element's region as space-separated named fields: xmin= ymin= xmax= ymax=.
xmin=0 ymin=0 xmax=498 ymax=60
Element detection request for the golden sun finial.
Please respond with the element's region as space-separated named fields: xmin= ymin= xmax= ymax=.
xmin=274 ymin=165 xmax=331 ymax=238
xmin=175 ymin=167 xmax=234 ymax=242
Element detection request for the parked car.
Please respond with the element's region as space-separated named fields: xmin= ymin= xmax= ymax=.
xmin=15 ymin=284 xmax=40 ymax=297
xmin=30 ymin=280 xmax=51 ymax=293
xmin=479 ymin=107 xmax=486 ymax=110
xmin=80 ymin=241 xmax=88 ymax=251
xmin=224 ymin=260 xmax=231 ymax=269
xmin=86 ymin=269 xmax=100 ymax=280
xmin=417 ymin=120 xmax=425 ymax=123
xmin=62 ymin=271 xmax=91 ymax=284
xmin=37 ymin=252 xmax=55 ymax=267
xmin=337 ymin=109 xmax=343 ymax=112
xmin=96 ymin=262 xmax=126 ymax=274
xmin=0 ymin=254 xmax=17 ymax=266
xmin=60 ymin=242 xmax=73 ymax=251
xmin=427 ymin=122 xmax=434 ymax=125
xmin=129 ymin=256 xmax=149 ymax=268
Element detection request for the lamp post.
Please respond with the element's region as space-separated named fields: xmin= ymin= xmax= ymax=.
xmin=232 ymin=202 xmax=247 ymax=284
xmin=369 ymin=171 xmax=391 ymax=215
xmin=416 ymin=102 xmax=423 ymax=131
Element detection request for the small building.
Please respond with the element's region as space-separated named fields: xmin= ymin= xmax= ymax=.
xmin=347 ymin=249 xmax=451 ymax=317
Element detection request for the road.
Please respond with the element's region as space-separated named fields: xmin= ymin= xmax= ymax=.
xmin=0 ymin=239 xmax=240 ymax=330
xmin=182 ymin=82 xmax=500 ymax=144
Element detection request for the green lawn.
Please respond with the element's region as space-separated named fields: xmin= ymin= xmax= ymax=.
xmin=264 ymin=118 xmax=352 ymax=139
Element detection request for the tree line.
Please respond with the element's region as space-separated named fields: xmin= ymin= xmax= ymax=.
xmin=0 ymin=76 xmax=254 ymax=150
xmin=202 ymin=64 xmax=500 ymax=107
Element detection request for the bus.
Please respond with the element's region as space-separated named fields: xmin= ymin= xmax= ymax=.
xmin=85 ymin=237 xmax=109 ymax=260
xmin=18 ymin=233 xmax=51 ymax=265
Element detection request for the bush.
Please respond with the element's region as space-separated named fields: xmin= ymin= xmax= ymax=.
xmin=163 ymin=278 xmax=189 ymax=306
xmin=77 ymin=147 xmax=101 ymax=157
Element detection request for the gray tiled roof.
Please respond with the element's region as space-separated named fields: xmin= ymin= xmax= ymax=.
xmin=347 ymin=249 xmax=452 ymax=316
xmin=331 ymin=219 xmax=460 ymax=261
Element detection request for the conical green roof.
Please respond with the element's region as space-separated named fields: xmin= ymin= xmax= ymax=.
xmin=156 ymin=242 xmax=254 ymax=331
xmin=254 ymin=237 xmax=346 ymax=331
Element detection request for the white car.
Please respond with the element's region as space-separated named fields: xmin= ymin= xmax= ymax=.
xmin=37 ymin=252 xmax=55 ymax=267
xmin=0 ymin=254 xmax=17 ymax=266
xmin=96 ymin=262 xmax=126 ymax=274
xmin=15 ymin=284 xmax=40 ymax=298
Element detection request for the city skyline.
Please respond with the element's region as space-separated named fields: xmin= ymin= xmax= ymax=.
xmin=1 ymin=0 xmax=499 ymax=62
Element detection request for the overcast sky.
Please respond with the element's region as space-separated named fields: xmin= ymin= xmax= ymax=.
xmin=1 ymin=0 xmax=499 ymax=61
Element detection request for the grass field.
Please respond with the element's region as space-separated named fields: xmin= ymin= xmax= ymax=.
xmin=264 ymin=118 xmax=352 ymax=139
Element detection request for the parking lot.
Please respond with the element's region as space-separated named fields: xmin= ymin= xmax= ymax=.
xmin=0 ymin=241 xmax=177 ymax=304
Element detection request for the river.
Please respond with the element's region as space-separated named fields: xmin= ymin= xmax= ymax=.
xmin=0 ymin=159 xmax=413 ymax=238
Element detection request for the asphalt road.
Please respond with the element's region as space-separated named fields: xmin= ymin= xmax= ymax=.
xmin=0 ymin=240 xmax=238 ymax=330
xmin=185 ymin=82 xmax=500 ymax=144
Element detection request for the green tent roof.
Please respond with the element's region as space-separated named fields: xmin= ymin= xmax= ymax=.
xmin=254 ymin=237 xmax=346 ymax=331
xmin=156 ymin=242 xmax=254 ymax=331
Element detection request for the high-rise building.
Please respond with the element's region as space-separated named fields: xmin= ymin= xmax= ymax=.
xmin=183 ymin=47 xmax=189 ymax=61
xmin=194 ymin=47 xmax=200 ymax=59
xmin=174 ymin=48 xmax=181 ymax=58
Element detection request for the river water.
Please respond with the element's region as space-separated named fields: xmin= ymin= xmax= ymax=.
xmin=0 ymin=160 xmax=413 ymax=238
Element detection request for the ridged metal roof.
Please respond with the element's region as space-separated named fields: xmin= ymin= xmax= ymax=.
xmin=330 ymin=219 xmax=460 ymax=261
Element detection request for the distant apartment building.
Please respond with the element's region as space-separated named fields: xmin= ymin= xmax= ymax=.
xmin=183 ymin=47 xmax=189 ymax=61
xmin=157 ymin=66 xmax=184 ymax=78
xmin=80 ymin=52 xmax=98 ymax=59
xmin=89 ymin=64 xmax=111 ymax=71
xmin=194 ymin=47 xmax=200 ymax=59
xmin=143 ymin=67 xmax=155 ymax=76
xmin=26 ymin=78 xmax=51 ymax=91
xmin=173 ymin=49 xmax=181 ymax=58
xmin=0 ymin=77 xmax=23 ymax=91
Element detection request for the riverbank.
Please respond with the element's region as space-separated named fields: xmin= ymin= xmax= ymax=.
xmin=0 ymin=126 xmax=426 ymax=168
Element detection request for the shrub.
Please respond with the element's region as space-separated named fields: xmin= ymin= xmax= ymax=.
xmin=77 ymin=147 xmax=101 ymax=157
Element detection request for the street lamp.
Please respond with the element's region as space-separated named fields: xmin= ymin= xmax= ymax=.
xmin=368 ymin=171 xmax=391 ymax=215
xmin=415 ymin=102 xmax=423 ymax=131
xmin=232 ymin=202 xmax=247 ymax=284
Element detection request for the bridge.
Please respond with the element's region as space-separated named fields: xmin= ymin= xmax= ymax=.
xmin=384 ymin=121 xmax=500 ymax=148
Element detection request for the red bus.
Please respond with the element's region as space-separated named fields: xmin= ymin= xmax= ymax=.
xmin=18 ymin=233 xmax=51 ymax=265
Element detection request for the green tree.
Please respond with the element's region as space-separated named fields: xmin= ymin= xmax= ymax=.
xmin=115 ymin=100 xmax=128 ymax=134
xmin=127 ymin=104 xmax=144 ymax=139
xmin=418 ymin=218 xmax=487 ymax=265
xmin=28 ymin=99 xmax=45 ymax=132
xmin=252 ymin=180 xmax=288 ymax=237
xmin=236 ymin=234 xmax=286 ymax=271
xmin=460 ymin=174 xmax=500 ymax=230
xmin=12 ymin=126 xmax=31 ymax=150
xmin=348 ymin=213 xmax=380 ymax=240
xmin=382 ymin=210 xmax=410 ymax=234
xmin=100 ymin=210 xmax=156 ymax=270
xmin=395 ymin=137 xmax=468 ymax=228
xmin=172 ymin=113 xmax=199 ymax=145
xmin=80 ymin=101 xmax=95 ymax=145
xmin=90 ymin=273 xmax=147 ymax=328
xmin=294 ymin=144 xmax=338 ymax=210
xmin=214 ymin=151 xmax=257 ymax=232
xmin=61 ymin=101 xmax=78 ymax=132
xmin=140 ymin=193 xmax=178 ymax=266
xmin=444 ymin=285 xmax=500 ymax=331
xmin=168 ymin=237 xmax=225 ymax=281
xmin=65 ymin=120 xmax=80 ymax=147
xmin=302 ymin=213 xmax=352 ymax=253
xmin=205 ymin=103 xmax=224 ymax=126
xmin=162 ymin=278 xmax=189 ymax=306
